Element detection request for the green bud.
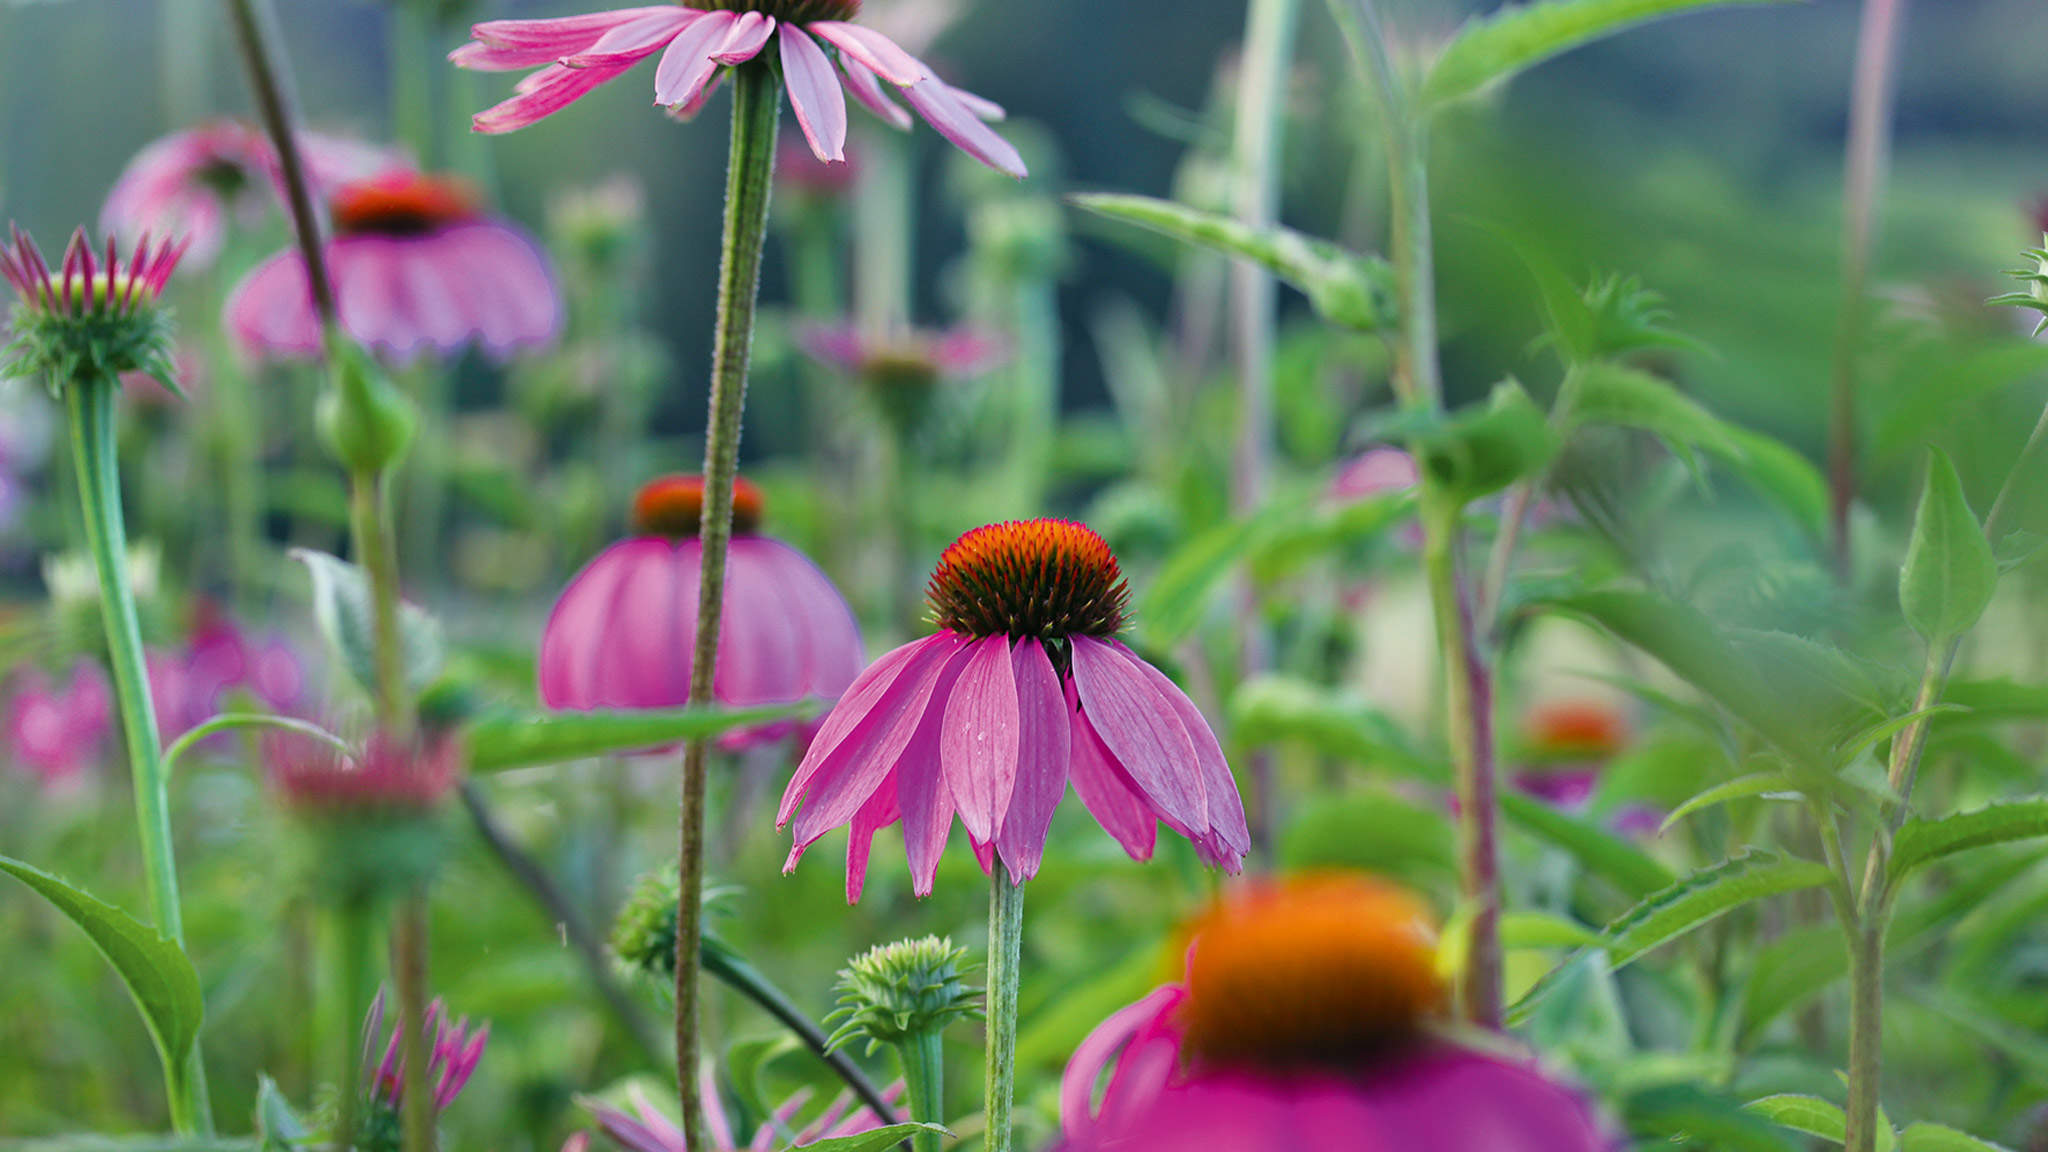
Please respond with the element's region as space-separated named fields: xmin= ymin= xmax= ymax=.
xmin=825 ymin=936 xmax=982 ymax=1055
xmin=318 ymin=337 xmax=417 ymax=475
xmin=611 ymin=866 xmax=684 ymax=983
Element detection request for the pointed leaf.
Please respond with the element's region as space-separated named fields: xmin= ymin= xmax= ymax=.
xmin=1660 ymin=772 xmax=1799 ymax=832
xmin=467 ymin=704 xmax=810 ymax=773
xmin=1744 ymin=1095 xmax=1846 ymax=1143
xmin=1564 ymin=362 xmax=1741 ymax=460
xmin=256 ymin=1076 xmax=308 ymax=1151
xmin=0 ymin=856 xmax=204 ymax=1110
xmin=783 ymin=1124 xmax=950 ymax=1152
xmin=1624 ymin=1085 xmax=1802 ymax=1152
xmin=1899 ymin=1123 xmax=2017 ymax=1152
xmin=1500 ymin=790 xmax=1677 ymax=898
xmin=1889 ymin=798 xmax=2048 ymax=885
xmin=1901 ymin=450 xmax=1998 ymax=642
xmin=1422 ymin=0 xmax=1798 ymax=108
xmin=1416 ymin=380 xmax=1560 ymax=503
xmin=293 ymin=549 xmax=445 ymax=699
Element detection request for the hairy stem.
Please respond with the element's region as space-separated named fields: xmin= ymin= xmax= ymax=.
xmin=983 ymin=873 xmax=1025 ymax=1152
xmin=675 ymin=61 xmax=780 ymax=1152
xmin=1843 ymin=918 xmax=1888 ymax=1152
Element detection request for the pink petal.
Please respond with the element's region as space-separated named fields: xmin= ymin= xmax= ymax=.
xmin=944 ymin=83 xmax=1007 ymax=122
xmin=835 ymin=56 xmax=913 ymax=130
xmin=711 ymin=12 xmax=775 ymax=65
xmin=895 ymin=684 xmax=962 ymax=898
xmin=993 ymin=638 xmax=1070 ymax=882
xmin=779 ymin=25 xmax=848 ymax=163
xmin=462 ymin=7 xmax=679 ymax=68
xmin=559 ymin=8 xmax=698 ymax=67
xmin=807 ymin=22 xmax=922 ymax=85
xmin=939 ymin=635 xmax=1021 ymax=844
xmin=900 ymin=77 xmax=1027 ymax=179
xmin=653 ymin=10 xmax=738 ymax=107
xmin=1065 ymin=685 xmax=1158 ymax=862
xmin=672 ymin=68 xmax=727 ymax=120
xmin=1068 ymin=636 xmax=1206 ymax=836
xmin=474 ymin=58 xmax=637 ymax=133
xmin=714 ymin=538 xmax=806 ymax=706
xmin=1118 ymin=641 xmax=1250 ymax=860
xmin=778 ymin=636 xmax=934 ymax=825
xmin=1061 ymin=985 xmax=1186 ymax=1136
xmin=843 ymin=778 xmax=901 ymax=904
xmin=223 ymin=249 xmax=322 ymax=358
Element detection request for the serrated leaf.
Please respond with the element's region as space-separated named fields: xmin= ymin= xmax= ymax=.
xmin=1661 ymin=772 xmax=1799 ymax=832
xmin=1500 ymin=790 xmax=1677 ymax=898
xmin=1422 ymin=0 xmax=1796 ymax=107
xmin=1901 ymin=450 xmax=1998 ymax=642
xmin=1415 ymin=380 xmax=1560 ymax=503
xmin=1068 ymin=194 xmax=1393 ymax=331
xmin=782 ymin=1124 xmax=949 ymax=1152
xmin=0 ymin=856 xmax=204 ymax=1113
xmin=1889 ymin=799 xmax=2048 ymax=885
xmin=1564 ymin=362 xmax=1741 ymax=463
xmin=292 ymin=549 xmax=445 ymax=700
xmin=1744 ymin=1094 xmax=1846 ymax=1143
xmin=466 ymin=704 xmax=810 ymax=772
xmin=1898 ymin=1122 xmax=2017 ymax=1151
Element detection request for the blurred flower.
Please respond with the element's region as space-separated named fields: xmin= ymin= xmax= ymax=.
xmin=1510 ymin=698 xmax=1628 ymax=809
xmin=780 ymin=519 xmax=1249 ymax=901
xmin=4 ymin=661 xmax=112 ymax=791
xmin=550 ymin=176 xmax=648 ymax=275
xmin=100 ymin=120 xmax=393 ymax=270
xmin=1 ymin=226 xmax=186 ymax=391
xmin=139 ymin=604 xmax=310 ymax=746
xmin=797 ymin=320 xmax=1004 ymax=434
xmin=225 ymin=169 xmax=562 ymax=364
xmin=1057 ymin=874 xmax=1612 ymax=1152
xmin=776 ymin=136 xmax=861 ymax=200
xmin=453 ymin=1 xmax=1026 ymax=178
xmin=579 ymin=1073 xmax=898 ymax=1152
xmin=540 ymin=474 xmax=865 ymax=747
xmin=267 ymin=729 xmax=462 ymax=814
xmin=1327 ymin=447 xmax=1419 ymax=504
xmin=351 ymin=990 xmax=488 ymax=1151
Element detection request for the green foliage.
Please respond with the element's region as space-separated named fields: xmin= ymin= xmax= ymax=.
xmin=1622 ymin=1084 xmax=1802 ymax=1151
xmin=1900 ymin=450 xmax=1998 ymax=642
xmin=1499 ymin=790 xmax=1677 ymax=898
xmin=465 ymin=703 xmax=808 ymax=772
xmin=293 ymin=549 xmax=445 ymax=700
xmin=1422 ymin=0 xmax=1799 ymax=108
xmin=1229 ymin=676 xmax=1438 ymax=778
xmin=1889 ymin=799 xmax=2048 ymax=886
xmin=781 ymin=1125 xmax=951 ymax=1152
xmin=1744 ymin=1094 xmax=1852 ymax=1145
xmin=1413 ymin=380 xmax=1560 ymax=503
xmin=1896 ymin=1123 xmax=2018 ymax=1151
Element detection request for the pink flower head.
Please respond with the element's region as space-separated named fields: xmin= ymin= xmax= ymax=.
xmin=4 ymin=662 xmax=113 ymax=790
xmin=1 ymin=225 xmax=186 ymax=321
xmin=1511 ymin=699 xmax=1629 ymax=815
xmin=540 ymin=474 xmax=865 ymax=748
xmin=797 ymin=321 xmax=1005 ymax=383
xmin=579 ymin=1071 xmax=901 ymax=1151
xmin=452 ymin=1 xmax=1027 ymax=179
xmin=362 ymin=991 xmax=490 ymax=1112
xmin=1327 ymin=447 xmax=1419 ymax=504
xmin=266 ymin=729 xmax=464 ymax=814
xmin=100 ymin=121 xmax=394 ymax=270
xmin=780 ymin=519 xmax=1250 ymax=901
xmin=225 ymin=168 xmax=563 ymax=364
xmin=1059 ymin=875 xmax=1613 ymax=1152
xmin=776 ymin=136 xmax=861 ymax=199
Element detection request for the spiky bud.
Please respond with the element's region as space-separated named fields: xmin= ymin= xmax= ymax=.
xmin=1 ymin=226 xmax=185 ymax=394
xmin=825 ymin=936 xmax=983 ymax=1055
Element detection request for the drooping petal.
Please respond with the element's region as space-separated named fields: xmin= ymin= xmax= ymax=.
xmin=753 ymin=539 xmax=865 ymax=699
xmin=1068 ymin=636 xmax=1206 ymax=836
xmin=900 ymin=77 xmax=1027 ymax=179
xmin=835 ymin=55 xmax=913 ymax=130
xmin=842 ymin=777 xmax=901 ymax=903
xmin=1061 ymin=985 xmax=1187 ymax=1136
xmin=559 ymin=7 xmax=698 ymax=67
xmin=435 ymin=223 xmax=564 ymax=358
xmin=944 ymin=84 xmax=1007 ymax=122
xmin=713 ymin=538 xmax=806 ymax=706
xmin=653 ymin=9 xmax=739 ymax=107
xmin=993 ymin=637 xmax=1070 ymax=882
xmin=474 ymin=58 xmax=640 ymax=134
xmin=1117 ymin=641 xmax=1250 ymax=861
xmin=460 ymin=7 xmax=679 ymax=70
xmin=939 ymin=635 xmax=1021 ymax=844
xmin=223 ymin=249 xmax=323 ymax=358
xmin=895 ymin=682 xmax=963 ymax=897
xmin=778 ymin=636 xmax=935 ymax=825
xmin=711 ymin=11 xmax=776 ymax=65
xmin=807 ymin=21 xmax=923 ymax=85
xmin=1065 ymin=683 xmax=1157 ymax=862
xmin=591 ymin=539 xmax=698 ymax=709
xmin=1359 ymin=1046 xmax=1612 ymax=1152
xmin=778 ymin=25 xmax=849 ymax=163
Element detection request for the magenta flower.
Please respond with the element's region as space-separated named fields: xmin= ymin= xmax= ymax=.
xmin=1058 ymin=875 xmax=1613 ymax=1152
xmin=225 ymin=168 xmax=562 ymax=364
xmin=779 ymin=519 xmax=1250 ymax=901
xmin=451 ymin=1 xmax=1025 ymax=179
xmin=267 ymin=730 xmax=463 ymax=814
xmin=362 ymin=991 xmax=489 ymax=1112
xmin=101 ymin=120 xmax=394 ymax=270
xmin=796 ymin=321 xmax=1004 ymax=382
xmin=540 ymin=474 xmax=864 ymax=747
xmin=579 ymin=1073 xmax=900 ymax=1151
xmin=1327 ymin=447 xmax=1419 ymax=504
xmin=4 ymin=662 xmax=113 ymax=790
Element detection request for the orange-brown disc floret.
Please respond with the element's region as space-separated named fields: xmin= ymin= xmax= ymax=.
xmin=332 ymin=172 xmax=481 ymax=237
xmin=633 ymin=474 xmax=764 ymax=539
xmin=1180 ymin=873 xmax=1448 ymax=1068
xmin=925 ymin=519 xmax=1129 ymax=641
xmin=1525 ymin=700 xmax=1628 ymax=760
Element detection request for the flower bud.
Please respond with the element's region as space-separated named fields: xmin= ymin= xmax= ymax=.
xmin=318 ymin=335 xmax=417 ymax=474
xmin=825 ymin=936 xmax=982 ymax=1054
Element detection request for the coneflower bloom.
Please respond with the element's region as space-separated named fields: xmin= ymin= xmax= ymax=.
xmin=1058 ymin=874 xmax=1613 ymax=1152
xmin=101 ymin=120 xmax=393 ymax=270
xmin=797 ymin=321 xmax=1004 ymax=384
xmin=1 ymin=227 xmax=187 ymax=389
xmin=225 ymin=168 xmax=562 ymax=364
xmin=266 ymin=729 xmax=463 ymax=814
xmin=779 ymin=519 xmax=1250 ymax=901
xmin=451 ymin=1 xmax=1026 ymax=179
xmin=1512 ymin=698 xmax=1628 ymax=809
xmin=361 ymin=992 xmax=490 ymax=1113
xmin=4 ymin=662 xmax=112 ymax=791
xmin=540 ymin=474 xmax=864 ymax=747
xmin=578 ymin=1074 xmax=900 ymax=1151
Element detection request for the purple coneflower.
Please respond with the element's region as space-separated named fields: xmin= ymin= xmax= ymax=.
xmin=779 ymin=519 xmax=1250 ymax=901
xmin=1058 ymin=874 xmax=1613 ymax=1152
xmin=4 ymin=662 xmax=112 ymax=791
xmin=451 ymin=0 xmax=1025 ymax=179
xmin=225 ymin=168 xmax=562 ymax=364
xmin=101 ymin=121 xmax=393 ymax=270
xmin=362 ymin=991 xmax=489 ymax=1113
xmin=797 ymin=321 xmax=1003 ymax=384
xmin=579 ymin=1074 xmax=900 ymax=1151
xmin=540 ymin=474 xmax=864 ymax=746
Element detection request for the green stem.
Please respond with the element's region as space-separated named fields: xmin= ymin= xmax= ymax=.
xmin=700 ymin=937 xmax=903 ymax=1124
xmin=335 ymin=897 xmax=377 ymax=1150
xmin=898 ymin=1029 xmax=946 ymax=1152
xmin=66 ymin=378 xmax=214 ymax=1134
xmin=393 ymin=892 xmax=435 ymax=1152
xmin=983 ymin=873 xmax=1024 ymax=1152
xmin=1844 ymin=918 xmax=1888 ymax=1152
xmin=348 ymin=468 xmax=407 ymax=727
xmin=390 ymin=0 xmax=441 ymax=169
xmin=855 ymin=130 xmax=913 ymax=335
xmin=164 ymin=714 xmax=350 ymax=781
xmin=675 ymin=60 xmax=779 ymax=1152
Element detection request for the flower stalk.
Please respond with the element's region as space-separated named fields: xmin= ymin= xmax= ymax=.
xmin=983 ymin=874 xmax=1025 ymax=1152
xmin=674 ymin=59 xmax=781 ymax=1152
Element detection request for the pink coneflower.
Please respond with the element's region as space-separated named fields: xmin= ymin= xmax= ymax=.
xmin=266 ymin=729 xmax=463 ymax=813
xmin=578 ymin=1073 xmax=900 ymax=1151
xmin=1511 ymin=698 xmax=1629 ymax=810
xmin=540 ymin=474 xmax=864 ymax=747
xmin=779 ymin=519 xmax=1250 ymax=901
xmin=1058 ymin=874 xmax=1613 ymax=1152
xmin=1 ymin=227 xmax=187 ymax=389
xmin=362 ymin=991 xmax=489 ymax=1112
xmin=101 ymin=121 xmax=393 ymax=270
xmin=451 ymin=0 xmax=1025 ymax=179
xmin=4 ymin=662 xmax=113 ymax=790
xmin=225 ymin=168 xmax=562 ymax=364
xmin=148 ymin=607 xmax=310 ymax=745
xmin=797 ymin=321 xmax=1003 ymax=383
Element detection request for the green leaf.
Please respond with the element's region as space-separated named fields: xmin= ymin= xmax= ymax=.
xmin=1564 ymin=362 xmax=1741 ymax=465
xmin=293 ymin=549 xmax=446 ymax=699
xmin=255 ymin=1076 xmax=308 ymax=1151
xmin=1832 ymin=704 xmax=1969 ymax=771
xmin=1707 ymin=423 xmax=1832 ymax=540
xmin=1138 ymin=509 xmax=1281 ymax=648
xmin=1889 ymin=798 xmax=2048 ymax=885
xmin=1422 ymin=0 xmax=1797 ymax=108
xmin=1898 ymin=1122 xmax=2018 ymax=1151
xmin=1624 ymin=1084 xmax=1802 ymax=1152
xmin=1499 ymin=911 xmax=1604 ymax=952
xmin=1068 ymin=194 xmax=1394 ymax=332
xmin=1901 ymin=450 xmax=1998 ymax=642
xmin=1415 ymin=380 xmax=1560 ymax=503
xmin=0 ymin=1139 xmax=259 ymax=1152
xmin=1500 ymin=790 xmax=1677 ymax=898
xmin=466 ymin=704 xmax=811 ymax=773
xmin=1660 ymin=772 xmax=1798 ymax=832
xmin=0 ymin=856 xmax=204 ymax=1112
xmin=1743 ymin=1094 xmax=1845 ymax=1143
xmin=782 ymin=1124 xmax=949 ymax=1152
xmin=1230 ymin=676 xmax=1441 ymax=779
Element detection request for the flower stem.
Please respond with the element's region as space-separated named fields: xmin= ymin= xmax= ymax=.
xmin=67 ymin=377 xmax=214 ymax=1135
xmin=674 ymin=60 xmax=780 ymax=1152
xmin=335 ymin=897 xmax=377 ymax=1150
xmin=1843 ymin=917 xmax=1888 ymax=1152
xmin=983 ymin=873 xmax=1025 ymax=1152
xmin=393 ymin=891 xmax=435 ymax=1152
xmin=899 ymin=1029 xmax=946 ymax=1152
